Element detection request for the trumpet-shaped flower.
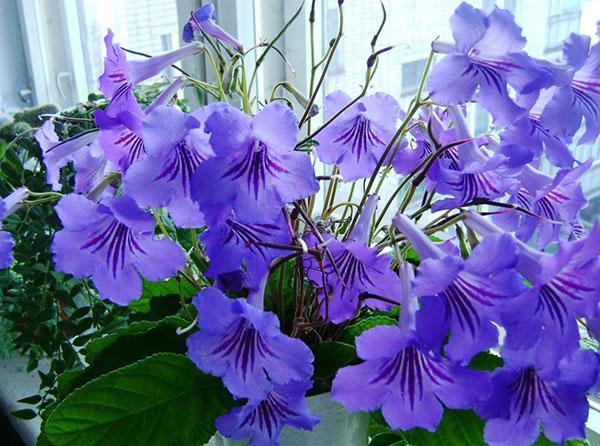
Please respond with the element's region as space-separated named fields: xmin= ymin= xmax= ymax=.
xmin=182 ymin=3 xmax=243 ymax=52
xmin=124 ymin=105 xmax=216 ymax=227
xmin=186 ymin=287 xmax=314 ymax=399
xmin=315 ymin=91 xmax=400 ymax=181
xmin=94 ymin=78 xmax=184 ymax=173
xmin=303 ymin=196 xmax=402 ymax=323
xmin=428 ymin=3 xmax=552 ymax=125
xmin=465 ymin=212 xmax=600 ymax=363
xmin=332 ymin=326 xmax=490 ymax=431
xmin=394 ymin=214 xmax=526 ymax=361
xmin=200 ymin=210 xmax=292 ymax=290
xmin=216 ymin=381 xmax=318 ymax=446
xmin=493 ymin=161 xmax=589 ymax=248
xmin=99 ymin=29 xmax=199 ymax=116
xmin=478 ymin=348 xmax=598 ymax=446
xmin=35 ymin=121 xmax=100 ymax=192
xmin=52 ymin=194 xmax=186 ymax=305
xmin=192 ymin=103 xmax=319 ymax=223
xmin=0 ymin=188 xmax=29 ymax=269
xmin=535 ymin=34 xmax=600 ymax=145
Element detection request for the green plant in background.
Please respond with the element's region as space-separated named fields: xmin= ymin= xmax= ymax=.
xmin=0 ymin=85 xmax=192 ymax=422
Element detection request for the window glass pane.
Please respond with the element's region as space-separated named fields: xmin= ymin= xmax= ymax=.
xmin=401 ymin=59 xmax=427 ymax=97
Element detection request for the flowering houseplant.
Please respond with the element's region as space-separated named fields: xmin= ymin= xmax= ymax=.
xmin=1 ymin=1 xmax=599 ymax=445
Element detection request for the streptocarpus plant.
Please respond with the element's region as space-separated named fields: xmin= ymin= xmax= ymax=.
xmin=1 ymin=1 xmax=598 ymax=445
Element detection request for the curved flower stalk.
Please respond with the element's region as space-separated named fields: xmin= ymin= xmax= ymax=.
xmin=52 ymin=194 xmax=186 ymax=305
xmin=315 ymin=91 xmax=400 ymax=181
xmin=124 ymin=104 xmax=216 ymax=228
xmin=303 ymin=195 xmax=402 ymax=323
xmin=464 ymin=212 xmax=600 ymax=364
xmin=192 ymin=102 xmax=319 ymax=223
xmin=0 ymin=188 xmax=29 ymax=268
xmin=394 ymin=214 xmax=526 ymax=362
xmin=182 ymin=3 xmax=243 ymax=52
xmin=428 ymin=2 xmax=552 ymax=126
xmin=99 ymin=29 xmax=200 ymax=116
xmin=478 ymin=348 xmax=598 ymax=446
xmin=493 ymin=161 xmax=590 ymax=248
xmin=332 ymin=325 xmax=491 ymax=431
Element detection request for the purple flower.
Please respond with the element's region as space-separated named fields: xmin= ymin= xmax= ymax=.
xmin=99 ymin=29 xmax=199 ymax=116
xmin=394 ymin=214 xmax=526 ymax=362
xmin=186 ymin=287 xmax=314 ymax=399
xmin=315 ymin=91 xmax=400 ymax=181
xmin=588 ymin=305 xmax=600 ymax=342
xmin=52 ymin=194 xmax=186 ymax=305
xmin=391 ymin=106 xmax=452 ymax=182
xmin=500 ymin=114 xmax=574 ymax=168
xmin=200 ymin=210 xmax=292 ymax=290
xmin=35 ymin=121 xmax=100 ymax=192
xmin=0 ymin=230 xmax=14 ymax=270
xmin=303 ymin=196 xmax=402 ymax=323
xmin=493 ymin=161 xmax=590 ymax=248
xmin=465 ymin=212 xmax=600 ymax=363
xmin=216 ymin=381 xmax=319 ymax=446
xmin=428 ymin=3 xmax=552 ymax=125
xmin=70 ymin=142 xmax=108 ymax=194
xmin=431 ymin=106 xmax=519 ymax=210
xmin=478 ymin=348 xmax=598 ymax=446
xmin=94 ymin=79 xmax=184 ymax=174
xmin=182 ymin=3 xmax=243 ymax=52
xmin=192 ymin=103 xmax=319 ymax=223
xmin=0 ymin=188 xmax=29 ymax=269
xmin=534 ymin=34 xmax=600 ymax=145
xmin=332 ymin=326 xmax=490 ymax=431
xmin=124 ymin=105 xmax=215 ymax=228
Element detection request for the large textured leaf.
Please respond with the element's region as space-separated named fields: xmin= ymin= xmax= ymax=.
xmin=129 ymin=278 xmax=197 ymax=313
xmin=45 ymin=353 xmax=233 ymax=446
xmin=340 ymin=315 xmax=397 ymax=344
xmin=57 ymin=317 xmax=187 ymax=399
xmin=312 ymin=341 xmax=357 ymax=394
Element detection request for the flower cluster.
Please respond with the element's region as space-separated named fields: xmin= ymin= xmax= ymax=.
xmin=2 ymin=1 xmax=593 ymax=445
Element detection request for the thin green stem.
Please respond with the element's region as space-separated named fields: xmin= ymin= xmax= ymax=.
xmin=298 ymin=1 xmax=344 ymax=127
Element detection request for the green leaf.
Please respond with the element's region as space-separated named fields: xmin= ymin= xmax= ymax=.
xmin=313 ymin=341 xmax=357 ymax=379
xmin=369 ymin=410 xmax=485 ymax=446
xmin=341 ymin=315 xmax=397 ymax=344
xmin=17 ymin=394 xmax=42 ymax=404
xmin=57 ymin=316 xmax=187 ymax=399
xmin=44 ymin=353 xmax=234 ymax=446
xmin=370 ymin=432 xmax=410 ymax=446
xmin=11 ymin=408 xmax=37 ymax=420
xmin=130 ymin=278 xmax=197 ymax=313
xmin=468 ymin=351 xmax=503 ymax=371
xmin=311 ymin=341 xmax=357 ymax=394
xmin=403 ymin=410 xmax=484 ymax=445
xmin=533 ymin=433 xmax=589 ymax=445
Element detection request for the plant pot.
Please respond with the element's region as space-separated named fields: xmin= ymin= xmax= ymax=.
xmin=208 ymin=392 xmax=369 ymax=446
